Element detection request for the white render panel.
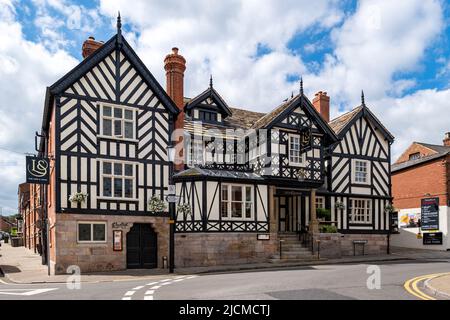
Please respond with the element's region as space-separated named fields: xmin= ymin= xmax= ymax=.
xmin=207 ymin=181 xmax=220 ymax=220
xmin=256 ymin=185 xmax=268 ymax=222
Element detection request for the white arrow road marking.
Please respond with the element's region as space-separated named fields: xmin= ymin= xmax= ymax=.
xmin=0 ymin=288 xmax=58 ymax=296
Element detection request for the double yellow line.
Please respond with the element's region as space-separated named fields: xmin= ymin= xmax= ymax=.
xmin=404 ymin=273 xmax=449 ymax=300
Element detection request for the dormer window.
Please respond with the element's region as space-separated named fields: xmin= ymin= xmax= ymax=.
xmin=409 ymin=152 xmax=420 ymax=161
xmin=199 ymin=110 xmax=218 ymax=122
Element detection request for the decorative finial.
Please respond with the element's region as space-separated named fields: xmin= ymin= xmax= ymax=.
xmin=300 ymin=77 xmax=304 ymax=95
xmin=209 ymin=74 xmax=213 ymax=88
xmin=117 ymin=11 xmax=123 ymax=47
xmin=291 ymin=91 xmax=294 ymax=99
xmin=361 ymin=90 xmax=365 ymax=106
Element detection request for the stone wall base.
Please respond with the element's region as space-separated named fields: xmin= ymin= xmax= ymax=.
xmin=312 ymin=233 xmax=388 ymax=259
xmin=175 ymin=233 xmax=279 ymax=267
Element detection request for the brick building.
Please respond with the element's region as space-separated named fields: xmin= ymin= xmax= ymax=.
xmin=391 ymin=133 xmax=450 ymax=250
xmin=18 ymin=183 xmax=44 ymax=253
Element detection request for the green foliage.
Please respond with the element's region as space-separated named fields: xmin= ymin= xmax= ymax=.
xmin=320 ymin=224 xmax=338 ymax=233
xmin=148 ymin=195 xmax=167 ymax=213
xmin=316 ymin=208 xmax=331 ymax=221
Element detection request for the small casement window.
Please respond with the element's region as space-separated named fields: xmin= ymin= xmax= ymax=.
xmin=409 ymin=152 xmax=420 ymax=161
xmin=187 ymin=140 xmax=205 ymax=166
xmin=101 ymin=104 xmax=135 ymax=140
xmin=289 ymin=134 xmax=305 ymax=166
xmin=353 ymin=160 xmax=368 ymax=183
xmin=101 ymin=161 xmax=135 ymax=199
xmin=349 ymin=199 xmax=372 ymax=224
xmin=315 ymin=196 xmax=325 ymax=209
xmin=199 ymin=110 xmax=218 ymax=122
xmin=77 ymin=222 xmax=107 ymax=243
xmin=220 ymin=185 xmax=253 ymax=220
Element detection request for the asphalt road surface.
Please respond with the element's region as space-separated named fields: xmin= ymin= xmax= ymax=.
xmin=0 ymin=259 xmax=449 ymax=300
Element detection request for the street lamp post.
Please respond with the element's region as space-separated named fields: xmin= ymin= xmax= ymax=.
xmin=167 ymin=145 xmax=176 ymax=274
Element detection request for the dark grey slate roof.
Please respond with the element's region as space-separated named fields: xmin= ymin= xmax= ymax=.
xmin=392 ymin=144 xmax=450 ymax=172
xmin=174 ymin=167 xmax=264 ymax=181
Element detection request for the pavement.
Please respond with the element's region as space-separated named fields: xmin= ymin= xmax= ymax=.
xmin=1 ymin=240 xmax=450 ymax=288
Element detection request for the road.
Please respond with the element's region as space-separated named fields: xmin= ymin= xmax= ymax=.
xmin=0 ymin=259 xmax=449 ymax=300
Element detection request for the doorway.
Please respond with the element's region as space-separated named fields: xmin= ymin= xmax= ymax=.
xmin=126 ymin=223 xmax=157 ymax=269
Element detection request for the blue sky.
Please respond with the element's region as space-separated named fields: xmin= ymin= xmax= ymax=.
xmin=0 ymin=0 xmax=449 ymax=215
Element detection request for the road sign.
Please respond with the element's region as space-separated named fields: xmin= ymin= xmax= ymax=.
xmin=166 ymin=195 xmax=180 ymax=203
xmin=168 ymin=185 xmax=176 ymax=195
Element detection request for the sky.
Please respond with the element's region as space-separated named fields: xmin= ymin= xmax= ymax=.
xmin=0 ymin=0 xmax=449 ymax=215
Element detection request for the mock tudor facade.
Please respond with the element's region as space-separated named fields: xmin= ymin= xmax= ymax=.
xmin=31 ymin=18 xmax=395 ymax=274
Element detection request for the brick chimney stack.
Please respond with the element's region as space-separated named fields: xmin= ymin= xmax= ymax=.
xmin=312 ymin=91 xmax=330 ymax=123
xmin=82 ymin=36 xmax=103 ymax=59
xmin=164 ymin=47 xmax=186 ymax=171
xmin=444 ymin=132 xmax=450 ymax=147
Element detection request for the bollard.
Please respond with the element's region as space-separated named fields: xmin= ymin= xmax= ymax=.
xmin=316 ymin=240 xmax=321 ymax=260
xmin=163 ymin=256 xmax=168 ymax=269
xmin=279 ymin=240 xmax=285 ymax=260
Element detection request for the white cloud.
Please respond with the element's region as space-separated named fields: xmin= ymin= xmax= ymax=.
xmin=0 ymin=0 xmax=78 ymax=214
xmin=98 ymin=0 xmax=345 ymax=110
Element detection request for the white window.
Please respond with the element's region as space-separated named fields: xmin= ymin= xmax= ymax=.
xmin=352 ymin=159 xmax=370 ymax=184
xmin=349 ymin=199 xmax=372 ymax=224
xmin=316 ymin=196 xmax=325 ymax=209
xmin=100 ymin=161 xmax=135 ymax=199
xmin=187 ymin=139 xmax=205 ymax=166
xmin=220 ymin=185 xmax=253 ymax=220
xmin=100 ymin=104 xmax=136 ymax=141
xmin=77 ymin=222 xmax=107 ymax=243
xmin=289 ymin=134 xmax=305 ymax=166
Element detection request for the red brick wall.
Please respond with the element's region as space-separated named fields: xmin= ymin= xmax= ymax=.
xmin=392 ymin=157 xmax=448 ymax=209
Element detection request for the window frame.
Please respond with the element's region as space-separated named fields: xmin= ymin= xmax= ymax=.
xmin=315 ymin=196 xmax=325 ymax=209
xmin=288 ymin=133 xmax=306 ymax=167
xmin=349 ymin=198 xmax=372 ymax=224
xmin=98 ymin=103 xmax=137 ymax=142
xmin=99 ymin=160 xmax=137 ymax=201
xmin=220 ymin=184 xmax=254 ymax=221
xmin=77 ymin=221 xmax=107 ymax=244
xmin=351 ymin=159 xmax=370 ymax=185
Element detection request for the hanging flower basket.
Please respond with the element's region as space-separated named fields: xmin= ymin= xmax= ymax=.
xmin=148 ymin=195 xmax=167 ymax=213
xmin=177 ymin=203 xmax=192 ymax=216
xmin=69 ymin=192 xmax=88 ymax=204
xmin=384 ymin=203 xmax=395 ymax=214
xmin=335 ymin=201 xmax=345 ymax=210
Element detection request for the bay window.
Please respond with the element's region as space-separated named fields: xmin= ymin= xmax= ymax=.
xmin=221 ymin=184 xmax=253 ymax=220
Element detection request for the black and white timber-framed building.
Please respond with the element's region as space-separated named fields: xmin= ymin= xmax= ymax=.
xmin=34 ymin=17 xmax=395 ymax=273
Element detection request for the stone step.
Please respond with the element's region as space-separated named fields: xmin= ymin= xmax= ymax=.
xmin=281 ymin=243 xmax=310 ymax=249
xmin=282 ymin=245 xmax=311 ymax=252
xmin=268 ymin=257 xmax=321 ymax=263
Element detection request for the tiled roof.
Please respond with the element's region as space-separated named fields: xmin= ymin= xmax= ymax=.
xmin=328 ymin=106 xmax=363 ymax=135
xmin=392 ymin=143 xmax=450 ymax=172
xmin=226 ymin=107 xmax=266 ymax=129
xmin=251 ymin=96 xmax=297 ymax=129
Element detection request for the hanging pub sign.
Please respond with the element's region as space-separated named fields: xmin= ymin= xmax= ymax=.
xmin=421 ymin=197 xmax=439 ymax=231
xmin=423 ymin=232 xmax=443 ymax=245
xmin=26 ymin=156 xmax=50 ymax=184
xmin=299 ymin=127 xmax=312 ymax=153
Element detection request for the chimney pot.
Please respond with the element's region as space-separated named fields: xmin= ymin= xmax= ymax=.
xmin=444 ymin=132 xmax=450 ymax=147
xmin=164 ymin=47 xmax=186 ymax=171
xmin=312 ymin=90 xmax=330 ymax=123
xmin=82 ymin=37 xmax=103 ymax=59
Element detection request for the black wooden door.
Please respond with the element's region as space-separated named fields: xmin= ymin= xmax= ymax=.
xmin=126 ymin=224 xmax=157 ymax=269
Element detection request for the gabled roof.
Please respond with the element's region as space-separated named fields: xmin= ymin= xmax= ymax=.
xmin=251 ymin=93 xmax=339 ymax=144
xmin=41 ymin=30 xmax=179 ymax=134
xmin=392 ymin=143 xmax=450 ymax=173
xmin=329 ymin=105 xmax=394 ymax=143
xmin=185 ymin=85 xmax=232 ymax=117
